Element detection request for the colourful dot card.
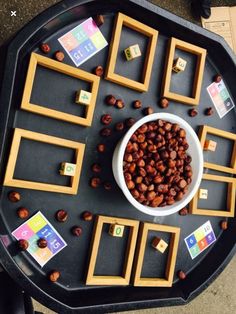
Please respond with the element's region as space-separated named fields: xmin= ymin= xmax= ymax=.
xmin=58 ymin=17 xmax=108 ymax=67
xmin=207 ymin=80 xmax=235 ymax=118
xmin=12 ymin=211 xmax=67 ymax=267
xmin=184 ymin=221 xmax=216 ymax=259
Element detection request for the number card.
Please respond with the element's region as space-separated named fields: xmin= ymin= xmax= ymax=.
xmin=184 ymin=221 xmax=216 ymax=259
xmin=207 ymin=80 xmax=235 ymax=118
xmin=12 ymin=211 xmax=67 ymax=267
xmin=58 ymin=18 xmax=108 ymax=67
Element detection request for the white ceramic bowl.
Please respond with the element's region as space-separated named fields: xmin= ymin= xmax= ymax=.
xmin=112 ymin=113 xmax=203 ymax=216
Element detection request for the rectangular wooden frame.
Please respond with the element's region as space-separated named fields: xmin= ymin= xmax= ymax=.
xmin=3 ymin=128 xmax=85 ymax=195
xmin=86 ymin=215 xmax=139 ymax=285
xmin=162 ymin=37 xmax=206 ymax=105
xmin=133 ymin=222 xmax=180 ymax=287
xmin=105 ymin=13 xmax=158 ymax=92
xmin=199 ymin=125 xmax=236 ymax=174
xmin=21 ymin=53 xmax=100 ymax=126
xmin=189 ymin=173 xmax=236 ymax=217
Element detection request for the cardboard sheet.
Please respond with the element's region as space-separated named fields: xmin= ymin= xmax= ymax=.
xmin=202 ymin=6 xmax=236 ymax=53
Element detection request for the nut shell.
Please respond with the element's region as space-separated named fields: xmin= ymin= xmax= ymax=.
xmin=49 ymin=270 xmax=60 ymax=282
xmin=56 ymin=209 xmax=68 ymax=222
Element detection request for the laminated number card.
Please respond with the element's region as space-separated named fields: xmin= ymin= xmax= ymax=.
xmin=58 ymin=17 xmax=108 ymax=67
xmin=12 ymin=211 xmax=67 ymax=267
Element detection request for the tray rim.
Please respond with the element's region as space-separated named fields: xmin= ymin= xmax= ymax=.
xmin=0 ymin=0 xmax=236 ymax=313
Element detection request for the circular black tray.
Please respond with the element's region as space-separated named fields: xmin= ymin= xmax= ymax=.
xmin=0 ymin=0 xmax=235 ymax=313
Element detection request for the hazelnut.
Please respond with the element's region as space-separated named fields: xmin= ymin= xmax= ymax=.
xmin=179 ymin=207 xmax=188 ymax=216
xmin=146 ymin=191 xmax=156 ymax=201
xmin=93 ymin=14 xmax=104 ymax=27
xmin=176 ymin=191 xmax=184 ymax=201
xmin=125 ymin=118 xmax=136 ymax=128
xmin=55 ymin=210 xmax=68 ymax=222
xmin=94 ymin=65 xmax=104 ymax=76
xmin=8 ymin=191 xmax=21 ymax=202
xmin=205 ymin=107 xmax=214 ymax=116
xmin=131 ymin=189 xmax=140 ymax=199
xmin=138 ymin=124 xmax=148 ymax=134
xmin=137 ymin=158 xmax=145 ymax=167
xmin=178 ymin=129 xmax=186 ymax=138
xmin=178 ymin=270 xmax=186 ymax=280
xmin=104 ymin=181 xmax=112 ymax=190
xmin=54 ymin=51 xmax=65 ymax=62
xmin=115 ymin=99 xmax=125 ymax=109
xmin=144 ymin=107 xmax=154 ymax=115
xmin=124 ymin=154 xmax=133 ymax=163
xmin=101 ymin=114 xmax=112 ymax=125
xmin=137 ymin=183 xmax=148 ymax=192
xmin=100 ymin=127 xmax=112 ymax=137
xmin=17 ymin=207 xmax=29 ymax=219
xmin=220 ymin=220 xmax=228 ymax=230
xmin=188 ymin=108 xmax=198 ymax=117
xmin=214 ymin=74 xmax=222 ymax=83
xmin=91 ymin=163 xmax=102 ymax=173
xmin=37 ymin=238 xmax=47 ymax=248
xmin=115 ymin=122 xmax=125 ymax=131
xmin=172 ymin=123 xmax=180 ymax=132
xmin=127 ymin=180 xmax=135 ymax=190
xmin=133 ymin=100 xmax=142 ymax=109
xmin=49 ymin=270 xmax=60 ymax=282
xmin=178 ymin=179 xmax=187 ymax=189
xmin=159 ymin=97 xmax=169 ymax=108
xmin=169 ymin=151 xmax=177 ymax=160
xmin=150 ymin=195 xmax=164 ymax=207
xmin=40 ymin=43 xmax=50 ymax=53
xmin=124 ymin=173 xmax=132 ymax=181
xmin=18 ymin=239 xmax=29 ymax=251
xmin=105 ymin=95 xmax=116 ymax=106
xmin=72 ymin=226 xmax=83 ymax=236
xmin=82 ymin=211 xmax=93 ymax=221
xmin=97 ymin=144 xmax=106 ymax=153
xmin=185 ymin=155 xmax=192 ymax=164
xmin=90 ymin=177 xmax=101 ymax=188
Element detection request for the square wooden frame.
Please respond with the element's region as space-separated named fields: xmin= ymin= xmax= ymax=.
xmin=3 ymin=128 xmax=85 ymax=195
xmin=105 ymin=13 xmax=158 ymax=92
xmin=189 ymin=173 xmax=236 ymax=217
xmin=86 ymin=215 xmax=139 ymax=285
xmin=199 ymin=125 xmax=236 ymax=174
xmin=21 ymin=53 xmax=100 ymax=126
xmin=133 ymin=222 xmax=180 ymax=287
xmin=162 ymin=37 xmax=206 ymax=105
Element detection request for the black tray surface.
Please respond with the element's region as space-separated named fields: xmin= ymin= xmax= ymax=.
xmin=0 ymin=0 xmax=235 ymax=313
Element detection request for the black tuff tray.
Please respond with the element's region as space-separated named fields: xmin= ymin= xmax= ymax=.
xmin=0 ymin=0 xmax=236 ymax=313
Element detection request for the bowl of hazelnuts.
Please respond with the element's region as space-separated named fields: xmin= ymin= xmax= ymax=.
xmin=112 ymin=113 xmax=203 ymax=216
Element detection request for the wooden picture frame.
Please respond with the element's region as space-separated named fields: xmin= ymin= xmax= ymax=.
xmin=105 ymin=13 xmax=158 ymax=92
xmin=162 ymin=37 xmax=206 ymax=105
xmin=133 ymin=222 xmax=180 ymax=287
xmin=199 ymin=125 xmax=236 ymax=174
xmin=3 ymin=128 xmax=85 ymax=195
xmin=189 ymin=173 xmax=236 ymax=217
xmin=86 ymin=215 xmax=139 ymax=285
xmin=21 ymin=53 xmax=100 ymax=126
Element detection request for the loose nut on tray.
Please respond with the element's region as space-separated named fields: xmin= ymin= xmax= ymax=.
xmin=123 ymin=119 xmax=193 ymax=207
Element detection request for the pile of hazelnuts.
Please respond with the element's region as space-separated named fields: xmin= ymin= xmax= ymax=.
xmin=123 ymin=119 xmax=192 ymax=207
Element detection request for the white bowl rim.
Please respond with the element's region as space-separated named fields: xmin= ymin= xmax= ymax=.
xmin=114 ymin=112 xmax=203 ymax=216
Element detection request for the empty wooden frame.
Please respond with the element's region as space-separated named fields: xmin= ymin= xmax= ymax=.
xmin=162 ymin=37 xmax=206 ymax=105
xmin=199 ymin=125 xmax=236 ymax=174
xmin=133 ymin=222 xmax=180 ymax=287
xmin=3 ymin=128 xmax=85 ymax=194
xmin=105 ymin=13 xmax=158 ymax=92
xmin=86 ymin=215 xmax=139 ymax=285
xmin=21 ymin=53 xmax=100 ymax=126
xmin=189 ymin=173 xmax=236 ymax=217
